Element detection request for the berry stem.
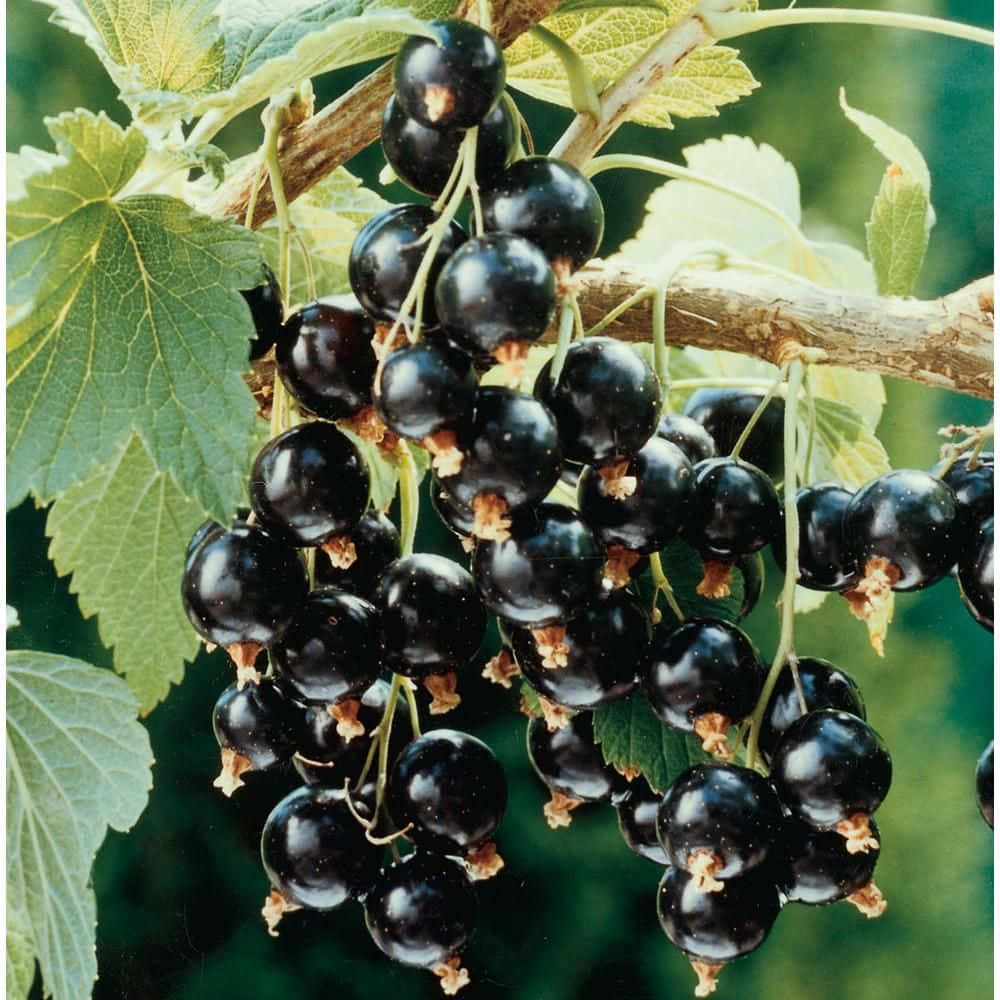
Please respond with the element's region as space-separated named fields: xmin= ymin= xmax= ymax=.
xmin=570 ymin=294 xmax=586 ymax=341
xmin=374 ymin=673 xmax=403 ymax=815
xmin=802 ymin=373 xmax=817 ymax=483
xmin=651 ymin=285 xmax=670 ymax=415
xmin=728 ymin=370 xmax=785 ymax=461
xmin=549 ymin=293 xmax=577 ymax=384
xmin=745 ymin=359 xmax=805 ymax=772
xmin=401 ymin=680 xmax=423 ymax=739
xmin=261 ymin=101 xmax=296 ymax=308
xmin=396 ymin=441 xmax=421 ymax=558
xmin=530 ymin=25 xmax=602 ymax=120
xmin=649 ymin=551 xmax=685 ymax=624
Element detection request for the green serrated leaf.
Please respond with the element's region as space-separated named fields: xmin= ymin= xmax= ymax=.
xmin=866 ymin=170 xmax=931 ymax=297
xmin=7 ymin=110 xmax=262 ymax=518
xmin=46 ymin=434 xmax=206 ymax=714
xmin=6 ymin=902 xmax=36 ymax=1000
xmin=592 ymin=692 xmax=708 ymax=793
xmin=505 ymin=5 xmax=757 ymax=129
xmin=6 ymin=650 xmax=153 ymax=1000
xmin=808 ymin=397 xmax=891 ymax=489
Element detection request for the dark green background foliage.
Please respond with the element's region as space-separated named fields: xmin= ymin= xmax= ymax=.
xmin=7 ymin=0 xmax=993 ymax=997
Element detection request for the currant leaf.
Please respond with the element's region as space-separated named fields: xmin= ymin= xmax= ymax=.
xmin=6 ymin=650 xmax=153 ymax=1000
xmin=809 ymin=397 xmax=891 ymax=489
xmin=6 ymin=902 xmax=35 ymax=1000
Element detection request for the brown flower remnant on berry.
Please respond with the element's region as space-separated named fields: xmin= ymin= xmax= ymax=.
xmin=471 ymin=492 xmax=512 ymax=541
xmin=843 ymin=557 xmax=902 ymax=657
xmin=226 ymin=641 xmax=263 ymax=688
xmin=531 ymin=625 xmax=569 ymax=669
xmin=482 ymin=648 xmax=520 ymax=688
xmin=543 ymin=789 xmax=582 ymax=828
xmin=423 ymin=85 xmax=456 ymax=123
xmin=465 ymin=841 xmax=505 ymax=880
xmin=598 ymin=459 xmax=638 ymax=500
xmin=491 ymin=340 xmax=531 ymax=384
xmin=690 ymin=959 xmax=723 ymax=997
xmin=696 ymin=560 xmax=733 ymax=599
xmin=687 ymin=849 xmax=725 ymax=893
xmin=340 ymin=404 xmax=388 ymax=444
xmin=213 ymin=748 xmax=252 ymax=797
xmin=604 ymin=545 xmax=642 ymax=588
xmin=433 ymin=957 xmax=470 ymax=995
xmin=322 ymin=535 xmax=357 ymax=569
xmin=425 ymin=672 xmax=461 ymax=714
xmin=328 ymin=698 xmax=365 ymax=741
xmin=261 ymin=889 xmax=301 ymax=937
xmin=694 ymin=712 xmax=735 ymax=762
xmin=372 ymin=323 xmax=407 ymax=361
xmin=538 ymin=695 xmax=571 ymax=732
xmin=834 ymin=812 xmax=880 ymax=854
xmin=551 ymin=258 xmax=578 ymax=297
xmin=423 ymin=429 xmax=464 ymax=476
xmin=846 ymin=880 xmax=887 ymax=918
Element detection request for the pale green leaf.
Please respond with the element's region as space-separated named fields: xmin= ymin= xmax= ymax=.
xmin=340 ymin=430 xmax=400 ymax=513
xmin=793 ymin=586 xmax=830 ymax=615
xmin=866 ymin=170 xmax=931 ymax=297
xmin=807 ymin=365 xmax=885 ymax=431
xmin=6 ymin=651 xmax=153 ymax=1000
xmin=6 ymin=902 xmax=36 ymax=1000
xmin=6 ymin=147 xmax=62 ymax=202
xmin=480 ymin=345 xmax=555 ymax=394
xmin=808 ymin=397 xmax=891 ymax=489
xmin=7 ymin=110 xmax=262 ymax=518
xmin=46 ymin=434 xmax=206 ymax=714
xmin=7 ymin=606 xmax=21 ymax=631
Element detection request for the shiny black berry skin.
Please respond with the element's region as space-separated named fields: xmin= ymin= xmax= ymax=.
xmin=779 ymin=816 xmax=880 ymax=905
xmin=377 ymin=554 xmax=486 ymax=677
xmin=184 ymin=509 xmax=249 ymax=568
xmin=685 ymin=458 xmax=781 ymax=561
xmin=435 ymin=234 xmax=557 ymax=357
xmin=527 ymin=712 xmax=629 ymax=804
xmin=758 ymin=657 xmax=865 ymax=765
xmin=844 ymin=470 xmax=961 ymax=591
xmin=250 ymin=422 xmax=370 ymax=548
xmin=381 ymin=94 xmax=516 ymax=197
xmin=481 ymin=156 xmax=605 ymax=270
xmin=430 ymin=478 xmax=477 ymax=541
xmin=276 ymin=301 xmax=376 ymax=420
xmin=683 ymin=388 xmax=785 ymax=479
xmin=657 ymin=763 xmax=783 ymax=881
xmin=375 ymin=340 xmax=477 ymax=441
xmin=958 ymin=517 xmax=993 ymax=631
xmin=473 ymin=504 xmax=604 ymax=627
xmin=212 ymin=678 xmax=304 ymax=769
xmin=242 ymin=264 xmax=283 ymax=361
xmin=272 ymin=589 xmax=381 ymax=704
xmin=976 ymin=740 xmax=993 ymax=829
xmin=182 ymin=523 xmax=308 ymax=647
xmin=933 ymin=452 xmax=993 ymax=536
xmin=656 ymin=414 xmax=718 ymax=465
xmin=349 ymin=205 xmax=466 ymax=326
xmin=642 ymin=618 xmax=764 ymax=733
xmin=261 ymin=785 xmax=383 ymax=909
xmin=441 ymin=387 xmax=562 ymax=514
xmin=772 ymin=483 xmax=859 ymax=592
xmin=314 ymin=511 xmax=401 ymax=600
xmin=388 ymin=730 xmax=507 ymax=854
xmin=509 ymin=591 xmax=646 ymax=709
xmin=771 ymin=709 xmax=892 ymax=830
xmin=657 ymin=866 xmax=782 ymax=963
xmin=394 ymin=19 xmax=505 ymax=130
xmin=578 ymin=438 xmax=693 ymax=555
xmin=617 ymin=776 xmax=670 ymax=864
xmin=365 ymin=853 xmax=478 ymax=968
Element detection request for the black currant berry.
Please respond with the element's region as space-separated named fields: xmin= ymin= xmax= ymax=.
xmin=261 ymin=785 xmax=382 ymax=909
xmin=656 ymin=413 xmax=718 ymax=465
xmin=577 ymin=437 xmax=693 ymax=555
xmin=758 ymin=657 xmax=865 ymax=764
xmin=508 ymin=591 xmax=645 ymax=709
xmin=184 ymin=510 xmax=248 ymax=568
xmin=275 ymin=300 xmax=376 ymax=420
xmin=435 ymin=233 xmax=557 ymax=360
xmin=976 ymin=740 xmax=993 ymax=829
xmin=958 ymin=516 xmax=993 ymax=631
xmin=481 ymin=156 xmax=604 ymax=271
xmin=365 ymin=853 xmax=478 ymax=969
xmin=242 ymin=263 xmax=283 ymax=361
xmin=388 ymin=729 xmax=507 ymax=855
xmin=657 ymin=763 xmax=783 ymax=886
xmin=377 ymin=554 xmax=486 ymax=677
xmin=771 ymin=709 xmax=891 ymax=847
xmin=182 ymin=523 xmax=307 ymax=648
xmin=642 ymin=618 xmax=763 ymax=757
xmin=772 ymin=483 xmax=859 ymax=592
xmin=314 ymin=511 xmax=401 ymax=600
xmin=430 ymin=477 xmax=478 ymax=543
xmin=250 ymin=422 xmax=370 ymax=549
xmin=682 ymin=388 xmax=785 ymax=479
xmin=473 ymin=504 xmax=604 ymax=627
xmin=617 ymin=776 xmax=670 ymax=864
xmin=375 ymin=340 xmax=477 ymax=443
xmin=349 ymin=204 xmax=466 ymax=327
xmin=381 ymin=94 xmax=516 ymax=197
xmin=394 ymin=19 xmax=505 ymax=130
xmin=535 ymin=338 xmax=661 ymax=469
xmin=933 ymin=452 xmax=993 ymax=535
xmin=272 ymin=589 xmax=381 ymax=704
xmin=843 ymin=469 xmax=961 ymax=591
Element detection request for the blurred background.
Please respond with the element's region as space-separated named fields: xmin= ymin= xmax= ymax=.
xmin=7 ymin=0 xmax=994 ymax=997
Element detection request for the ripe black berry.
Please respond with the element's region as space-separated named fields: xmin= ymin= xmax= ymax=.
xmin=250 ymin=422 xmax=370 ymax=549
xmin=275 ymin=300 xmax=376 ymax=420
xmin=435 ymin=233 xmax=557 ymax=361
xmin=381 ymin=94 xmax=516 ymax=197
xmin=388 ymin=729 xmax=507 ymax=855
xmin=430 ymin=477 xmax=478 ymax=542
xmin=758 ymin=657 xmax=865 ymax=764
xmin=473 ymin=504 xmax=604 ymax=627
xmin=481 ymin=156 xmax=605 ymax=271
xmin=272 ymin=589 xmax=381 ymax=704
xmin=656 ymin=413 xmax=718 ymax=465
xmin=958 ymin=516 xmax=993 ymax=631
xmin=349 ymin=204 xmax=466 ymax=326
xmin=933 ymin=451 xmax=994 ymax=535
xmin=242 ymin=263 xmax=283 ymax=361
xmin=577 ymin=437 xmax=692 ymax=555
xmin=771 ymin=709 xmax=891 ymax=848
xmin=657 ymin=763 xmax=783 ymax=886
xmin=394 ymin=19 xmax=505 ymax=129
xmin=617 ymin=776 xmax=670 ymax=864
xmin=843 ymin=469 xmax=961 ymax=591
xmin=377 ymin=554 xmax=486 ymax=677
xmin=365 ymin=853 xmax=478 ymax=968
xmin=314 ymin=511 xmax=401 ymax=600
xmin=535 ymin=338 xmax=661 ymax=469
xmin=682 ymin=388 xmax=785 ymax=478
xmin=976 ymin=740 xmax=993 ymax=829
xmin=182 ymin=523 xmax=307 ymax=648
xmin=261 ymin=785 xmax=382 ymax=909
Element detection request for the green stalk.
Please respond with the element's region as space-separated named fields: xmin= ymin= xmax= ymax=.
xmin=585 ymin=286 xmax=655 ymax=337
xmin=401 ymin=681 xmax=422 ymax=739
xmin=549 ymin=293 xmax=577 ymax=384
xmin=649 ymin=551 xmax=685 ymax=624
xmin=729 ymin=371 xmax=785 ymax=460
xmin=262 ymin=105 xmax=295 ymax=309
xmin=530 ymin=25 xmax=602 ymax=118
xmin=397 ymin=442 xmax=420 ymax=557
xmin=651 ymin=286 xmax=669 ymax=418
xmin=373 ymin=674 xmax=403 ymax=815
